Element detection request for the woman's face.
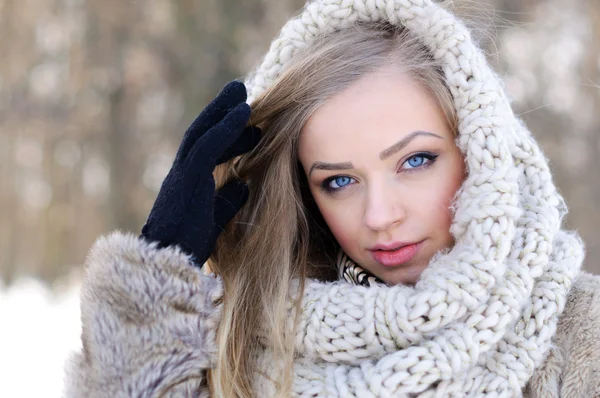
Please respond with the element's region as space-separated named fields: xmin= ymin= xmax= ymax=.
xmin=298 ymin=68 xmax=465 ymax=285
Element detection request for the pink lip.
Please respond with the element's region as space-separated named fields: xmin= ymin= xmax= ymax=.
xmin=369 ymin=241 xmax=415 ymax=251
xmin=369 ymin=241 xmax=423 ymax=267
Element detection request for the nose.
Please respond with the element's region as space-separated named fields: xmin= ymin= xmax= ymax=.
xmin=363 ymin=182 xmax=406 ymax=231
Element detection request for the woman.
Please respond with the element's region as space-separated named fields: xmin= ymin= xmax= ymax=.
xmin=65 ymin=0 xmax=600 ymax=397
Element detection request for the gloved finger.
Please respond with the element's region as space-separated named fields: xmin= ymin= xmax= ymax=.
xmin=175 ymin=81 xmax=247 ymax=164
xmin=209 ymin=180 xmax=249 ymax=244
xmin=183 ymin=102 xmax=251 ymax=173
xmin=177 ymin=173 xmax=217 ymax=264
xmin=216 ymin=125 xmax=262 ymax=165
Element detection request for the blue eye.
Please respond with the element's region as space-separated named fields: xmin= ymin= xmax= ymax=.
xmin=321 ymin=175 xmax=355 ymax=194
xmin=407 ymin=155 xmax=425 ymax=167
xmin=330 ymin=176 xmax=353 ymax=189
xmin=402 ymin=153 xmax=438 ymax=170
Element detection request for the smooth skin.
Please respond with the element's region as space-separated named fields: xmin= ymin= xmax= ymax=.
xmin=298 ymin=68 xmax=465 ymax=285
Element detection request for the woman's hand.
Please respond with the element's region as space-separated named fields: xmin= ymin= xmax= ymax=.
xmin=141 ymin=81 xmax=260 ymax=266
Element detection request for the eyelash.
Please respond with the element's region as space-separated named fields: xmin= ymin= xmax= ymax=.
xmin=319 ymin=152 xmax=439 ymax=195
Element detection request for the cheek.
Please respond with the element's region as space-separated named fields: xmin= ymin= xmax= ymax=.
xmin=311 ymin=190 xmax=362 ymax=251
xmin=426 ymin=154 xmax=465 ymax=236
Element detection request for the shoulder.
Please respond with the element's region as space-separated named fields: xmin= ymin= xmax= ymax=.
xmin=559 ymin=271 xmax=600 ymax=336
xmin=64 ymin=231 xmax=221 ymax=398
xmin=525 ymin=271 xmax=600 ymax=398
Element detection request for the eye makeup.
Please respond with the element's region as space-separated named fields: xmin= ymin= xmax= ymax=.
xmin=320 ymin=175 xmax=357 ymax=194
xmin=318 ymin=151 xmax=440 ymax=195
xmin=398 ymin=151 xmax=439 ymax=173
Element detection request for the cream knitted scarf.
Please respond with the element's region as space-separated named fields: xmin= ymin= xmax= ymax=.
xmin=244 ymin=0 xmax=585 ymax=396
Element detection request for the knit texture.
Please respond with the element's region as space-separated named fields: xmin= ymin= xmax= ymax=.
xmin=243 ymin=0 xmax=586 ymax=396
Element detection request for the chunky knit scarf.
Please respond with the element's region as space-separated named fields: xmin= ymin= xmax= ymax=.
xmin=244 ymin=0 xmax=585 ymax=396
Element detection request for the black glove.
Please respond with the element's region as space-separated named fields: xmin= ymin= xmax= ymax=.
xmin=141 ymin=81 xmax=261 ymax=266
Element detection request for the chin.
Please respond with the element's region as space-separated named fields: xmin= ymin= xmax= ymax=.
xmin=386 ymin=275 xmax=419 ymax=286
xmin=378 ymin=263 xmax=428 ymax=286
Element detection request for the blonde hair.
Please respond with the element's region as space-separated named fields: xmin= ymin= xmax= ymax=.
xmin=207 ymin=21 xmax=457 ymax=397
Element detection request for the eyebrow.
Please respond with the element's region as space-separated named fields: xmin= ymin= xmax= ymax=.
xmin=308 ymin=130 xmax=443 ymax=177
xmin=379 ymin=131 xmax=443 ymax=160
xmin=308 ymin=161 xmax=354 ymax=177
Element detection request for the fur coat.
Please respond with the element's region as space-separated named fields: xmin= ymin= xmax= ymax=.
xmin=64 ymin=231 xmax=600 ymax=397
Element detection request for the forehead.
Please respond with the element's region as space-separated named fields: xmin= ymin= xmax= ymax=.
xmin=299 ymin=69 xmax=452 ymax=160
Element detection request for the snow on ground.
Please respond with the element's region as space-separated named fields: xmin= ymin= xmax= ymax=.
xmin=0 ymin=277 xmax=82 ymax=398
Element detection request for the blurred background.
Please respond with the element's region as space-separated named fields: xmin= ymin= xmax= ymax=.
xmin=0 ymin=0 xmax=599 ymax=396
